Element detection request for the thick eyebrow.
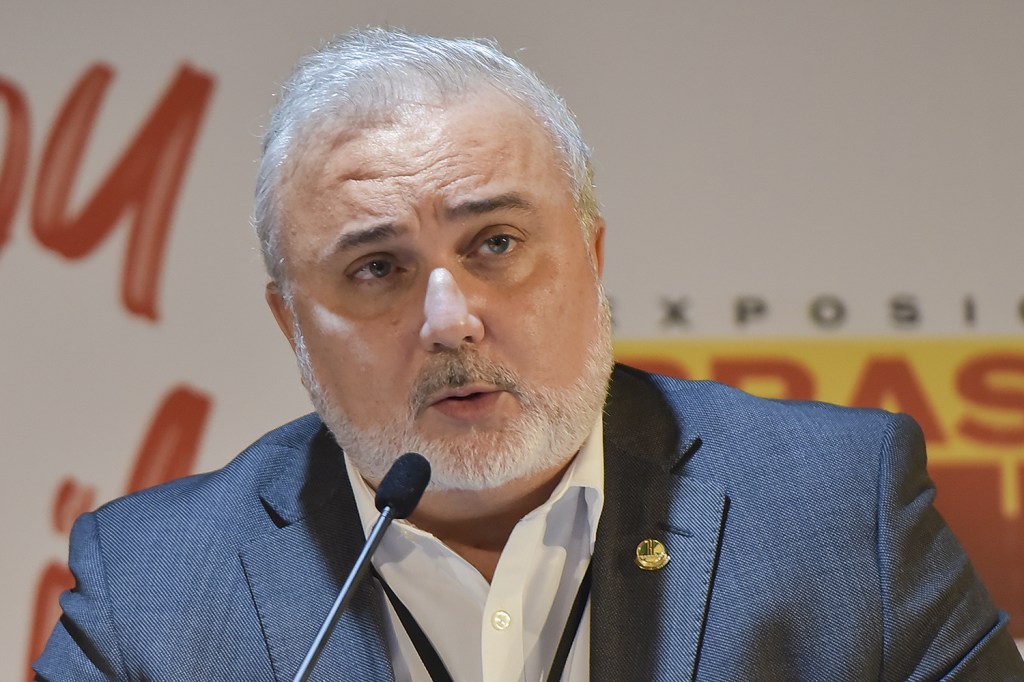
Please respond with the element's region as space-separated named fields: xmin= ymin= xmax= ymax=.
xmin=333 ymin=223 xmax=404 ymax=254
xmin=445 ymin=192 xmax=535 ymax=220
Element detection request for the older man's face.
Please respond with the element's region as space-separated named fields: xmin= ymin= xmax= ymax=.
xmin=267 ymin=89 xmax=612 ymax=490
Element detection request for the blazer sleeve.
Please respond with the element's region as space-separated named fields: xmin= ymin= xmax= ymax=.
xmin=876 ymin=413 xmax=1023 ymax=681
xmin=33 ymin=511 xmax=129 ymax=682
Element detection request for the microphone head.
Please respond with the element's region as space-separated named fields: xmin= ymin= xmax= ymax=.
xmin=374 ymin=453 xmax=431 ymax=519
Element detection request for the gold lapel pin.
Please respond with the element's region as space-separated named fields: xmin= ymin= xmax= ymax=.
xmin=635 ymin=538 xmax=670 ymax=570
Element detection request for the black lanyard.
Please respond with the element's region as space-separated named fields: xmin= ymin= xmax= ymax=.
xmin=372 ymin=563 xmax=593 ymax=682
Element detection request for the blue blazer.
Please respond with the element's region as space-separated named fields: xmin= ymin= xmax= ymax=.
xmin=35 ymin=365 xmax=1024 ymax=681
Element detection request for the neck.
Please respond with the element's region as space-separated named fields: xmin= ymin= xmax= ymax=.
xmin=408 ymin=460 xmax=571 ymax=582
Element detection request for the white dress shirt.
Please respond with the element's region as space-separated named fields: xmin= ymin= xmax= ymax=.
xmin=345 ymin=419 xmax=604 ymax=682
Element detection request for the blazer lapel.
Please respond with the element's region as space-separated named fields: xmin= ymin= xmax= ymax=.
xmin=239 ymin=425 xmax=394 ymax=682
xmin=592 ymin=366 xmax=729 ymax=682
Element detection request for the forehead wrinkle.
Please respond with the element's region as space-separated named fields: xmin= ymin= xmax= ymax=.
xmin=284 ymin=90 xmax=573 ymax=266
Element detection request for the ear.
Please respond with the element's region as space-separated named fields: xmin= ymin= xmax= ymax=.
xmin=589 ymin=218 xmax=606 ymax=277
xmin=265 ymin=281 xmax=298 ymax=354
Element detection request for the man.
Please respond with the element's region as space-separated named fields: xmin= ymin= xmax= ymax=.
xmin=35 ymin=28 xmax=1023 ymax=682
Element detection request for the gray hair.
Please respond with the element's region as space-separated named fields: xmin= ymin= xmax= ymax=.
xmin=253 ymin=27 xmax=600 ymax=285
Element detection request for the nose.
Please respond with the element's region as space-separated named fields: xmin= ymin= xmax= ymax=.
xmin=419 ymin=267 xmax=484 ymax=351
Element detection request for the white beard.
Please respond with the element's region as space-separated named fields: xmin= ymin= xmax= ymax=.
xmin=292 ymin=290 xmax=614 ymax=491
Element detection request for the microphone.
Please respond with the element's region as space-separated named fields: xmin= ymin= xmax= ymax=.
xmin=375 ymin=452 xmax=431 ymax=519
xmin=293 ymin=452 xmax=431 ymax=682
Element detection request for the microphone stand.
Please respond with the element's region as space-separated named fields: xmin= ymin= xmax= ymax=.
xmin=292 ymin=451 xmax=429 ymax=681
xmin=293 ymin=505 xmax=398 ymax=682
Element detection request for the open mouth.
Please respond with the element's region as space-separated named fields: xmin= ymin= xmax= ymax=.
xmin=426 ymin=388 xmax=504 ymax=421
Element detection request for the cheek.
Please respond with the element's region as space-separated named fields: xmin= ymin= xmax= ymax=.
xmin=532 ymin=252 xmax=600 ymax=322
xmin=501 ymin=262 xmax=601 ymax=376
xmin=302 ymin=303 xmax=381 ymax=390
xmin=311 ymin=301 xmax=355 ymax=334
xmin=302 ymin=302 xmax=416 ymax=415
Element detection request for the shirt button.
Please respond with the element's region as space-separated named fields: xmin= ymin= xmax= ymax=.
xmin=491 ymin=610 xmax=512 ymax=631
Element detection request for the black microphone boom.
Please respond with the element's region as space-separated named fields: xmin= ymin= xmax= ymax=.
xmin=293 ymin=452 xmax=431 ymax=682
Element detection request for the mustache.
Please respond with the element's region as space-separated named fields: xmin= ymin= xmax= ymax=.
xmin=410 ymin=350 xmax=520 ymax=412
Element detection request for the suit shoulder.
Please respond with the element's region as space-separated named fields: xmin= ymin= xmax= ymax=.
xmin=89 ymin=413 xmax=326 ymax=546
xmin=612 ymin=364 xmax=924 ymax=488
xmin=634 ymin=365 xmax=913 ymax=443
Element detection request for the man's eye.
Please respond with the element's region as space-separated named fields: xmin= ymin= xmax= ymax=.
xmin=481 ymin=235 xmax=514 ymax=255
xmin=353 ymin=259 xmax=393 ymax=280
